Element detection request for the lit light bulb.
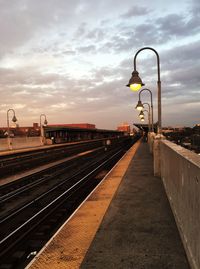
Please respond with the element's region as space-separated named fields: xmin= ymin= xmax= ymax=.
xmin=130 ymin=83 xmax=142 ymax=91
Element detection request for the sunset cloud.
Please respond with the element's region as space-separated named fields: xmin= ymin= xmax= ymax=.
xmin=0 ymin=0 xmax=199 ymax=128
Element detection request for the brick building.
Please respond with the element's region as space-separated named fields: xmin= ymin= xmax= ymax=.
xmin=117 ymin=123 xmax=131 ymax=134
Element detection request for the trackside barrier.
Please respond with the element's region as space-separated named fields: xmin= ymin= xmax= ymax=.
xmin=0 ymin=137 xmax=41 ymax=151
xmin=160 ymin=140 xmax=200 ymax=269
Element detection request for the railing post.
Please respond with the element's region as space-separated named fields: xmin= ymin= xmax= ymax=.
xmin=148 ymin=132 xmax=156 ymax=154
xmin=153 ymin=134 xmax=165 ymax=176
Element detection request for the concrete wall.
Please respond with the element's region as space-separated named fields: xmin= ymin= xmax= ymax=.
xmin=0 ymin=139 xmax=9 ymax=151
xmin=148 ymin=132 xmax=156 ymax=154
xmin=0 ymin=137 xmax=41 ymax=151
xmin=160 ymin=140 xmax=200 ymax=269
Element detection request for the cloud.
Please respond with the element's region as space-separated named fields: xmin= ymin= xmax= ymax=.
xmin=0 ymin=0 xmax=89 ymax=58
xmin=120 ymin=5 xmax=150 ymax=18
xmin=156 ymin=13 xmax=200 ymax=38
xmin=92 ymin=1 xmax=200 ymax=54
xmin=0 ymin=0 xmax=199 ymax=128
xmin=77 ymin=45 xmax=97 ymax=53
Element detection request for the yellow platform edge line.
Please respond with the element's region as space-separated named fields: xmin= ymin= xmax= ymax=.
xmin=27 ymin=139 xmax=142 ymax=269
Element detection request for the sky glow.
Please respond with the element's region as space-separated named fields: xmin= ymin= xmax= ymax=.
xmin=0 ymin=0 xmax=199 ymax=129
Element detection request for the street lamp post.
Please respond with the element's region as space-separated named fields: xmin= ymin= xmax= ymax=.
xmin=7 ymin=108 xmax=18 ymax=150
xmin=139 ymin=109 xmax=150 ymax=132
xmin=142 ymin=106 xmax=151 ymax=132
xmin=127 ymin=47 xmax=161 ymax=134
xmin=127 ymin=47 xmax=163 ymax=176
xmin=135 ymin=88 xmax=154 ymax=132
xmin=40 ymin=114 xmax=48 ymax=145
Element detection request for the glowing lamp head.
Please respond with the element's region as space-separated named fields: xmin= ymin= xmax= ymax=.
xmin=141 ymin=117 xmax=145 ymax=122
xmin=126 ymin=70 xmax=144 ymax=91
xmin=139 ymin=110 xmax=144 ymax=118
xmin=130 ymin=83 xmax=142 ymax=91
xmin=44 ymin=119 xmax=48 ymax=126
xmin=135 ymin=100 xmax=144 ymax=111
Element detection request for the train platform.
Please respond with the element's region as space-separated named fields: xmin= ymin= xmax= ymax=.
xmin=27 ymin=140 xmax=190 ymax=269
xmin=0 ymin=139 xmax=96 ymax=157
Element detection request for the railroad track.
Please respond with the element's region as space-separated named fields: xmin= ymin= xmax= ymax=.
xmin=0 ymin=147 xmax=106 ymax=221
xmin=0 ymin=147 xmax=103 ymax=199
xmin=0 ymin=137 xmax=139 ymax=268
xmin=0 ymin=138 xmax=116 ymax=178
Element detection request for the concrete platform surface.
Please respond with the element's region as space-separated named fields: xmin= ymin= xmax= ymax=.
xmin=81 ymin=142 xmax=190 ymax=269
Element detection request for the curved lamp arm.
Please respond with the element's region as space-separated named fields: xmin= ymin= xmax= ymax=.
xmin=7 ymin=109 xmax=17 ymax=137
xmin=142 ymin=110 xmax=150 ymax=132
xmin=40 ymin=114 xmax=47 ymax=127
xmin=138 ymin=88 xmax=154 ymax=132
xmin=134 ymin=47 xmax=161 ymax=82
xmin=142 ymin=102 xmax=150 ymax=112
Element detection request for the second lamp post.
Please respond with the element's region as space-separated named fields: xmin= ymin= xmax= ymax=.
xmin=135 ymin=88 xmax=154 ymax=132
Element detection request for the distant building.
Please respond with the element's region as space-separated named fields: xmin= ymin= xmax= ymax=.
xmin=193 ymin=124 xmax=200 ymax=134
xmin=117 ymin=123 xmax=131 ymax=134
xmin=33 ymin=122 xmax=39 ymax=129
xmin=162 ymin=127 xmax=175 ymax=133
xmin=0 ymin=123 xmax=98 ymax=138
xmin=47 ymin=123 xmax=96 ymax=129
xmin=164 ymin=124 xmax=200 ymax=153
xmin=0 ymin=123 xmax=40 ymax=137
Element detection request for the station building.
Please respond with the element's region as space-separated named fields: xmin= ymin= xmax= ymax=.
xmin=44 ymin=123 xmax=125 ymax=144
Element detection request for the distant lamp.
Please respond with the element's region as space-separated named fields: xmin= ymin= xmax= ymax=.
xmin=11 ymin=114 xmax=18 ymax=128
xmin=136 ymin=89 xmax=154 ymax=132
xmin=139 ymin=110 xmax=144 ymax=118
xmin=12 ymin=115 xmax=17 ymax=123
xmin=40 ymin=113 xmax=48 ymax=145
xmin=135 ymin=100 xmax=144 ymax=111
xmin=7 ymin=108 xmax=18 ymax=150
xmin=126 ymin=71 xmax=145 ymax=91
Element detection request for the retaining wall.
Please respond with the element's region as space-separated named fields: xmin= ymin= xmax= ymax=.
xmin=160 ymin=140 xmax=200 ymax=269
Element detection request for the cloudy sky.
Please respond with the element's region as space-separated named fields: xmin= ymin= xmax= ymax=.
xmin=0 ymin=0 xmax=199 ymax=129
